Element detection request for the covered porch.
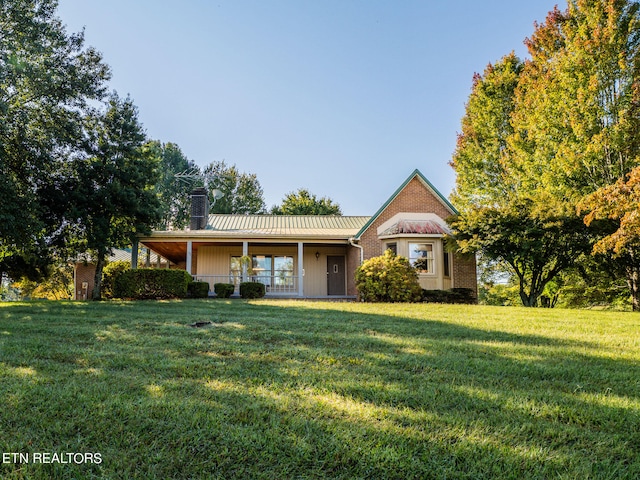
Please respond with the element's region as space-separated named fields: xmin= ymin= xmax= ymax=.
xmin=138 ymin=237 xmax=356 ymax=298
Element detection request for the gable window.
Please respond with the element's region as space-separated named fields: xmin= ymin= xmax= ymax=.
xmin=409 ymin=243 xmax=434 ymax=273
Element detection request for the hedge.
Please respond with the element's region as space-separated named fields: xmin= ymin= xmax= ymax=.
xmin=113 ymin=269 xmax=192 ymax=299
xmin=422 ymin=288 xmax=476 ymax=304
xmin=214 ymin=283 xmax=235 ymax=298
xmin=101 ymin=260 xmax=131 ymax=299
xmin=188 ymin=281 xmax=210 ymax=298
xmin=239 ymin=282 xmax=265 ymax=299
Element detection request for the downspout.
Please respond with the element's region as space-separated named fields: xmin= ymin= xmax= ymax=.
xmin=349 ymin=237 xmax=364 ymax=265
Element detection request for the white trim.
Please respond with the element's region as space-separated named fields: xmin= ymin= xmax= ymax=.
xmin=297 ymin=242 xmax=304 ymax=297
xmin=186 ymin=241 xmax=193 ymax=275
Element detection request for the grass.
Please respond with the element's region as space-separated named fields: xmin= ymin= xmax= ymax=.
xmin=0 ymin=299 xmax=639 ymax=479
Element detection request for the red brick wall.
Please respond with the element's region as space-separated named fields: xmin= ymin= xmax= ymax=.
xmin=358 ymin=177 xmax=452 ymax=259
xmin=346 ymin=244 xmax=362 ymax=296
xmin=74 ymin=263 xmax=95 ymax=300
xmin=452 ymin=253 xmax=478 ymax=297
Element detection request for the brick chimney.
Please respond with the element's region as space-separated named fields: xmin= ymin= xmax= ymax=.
xmin=190 ymin=187 xmax=209 ymax=230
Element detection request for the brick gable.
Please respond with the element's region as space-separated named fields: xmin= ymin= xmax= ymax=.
xmin=353 ymin=173 xmax=477 ymax=298
xmin=358 ymin=176 xmax=453 ymax=259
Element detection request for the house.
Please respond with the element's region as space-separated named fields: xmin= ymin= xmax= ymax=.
xmin=136 ymin=169 xmax=477 ymax=299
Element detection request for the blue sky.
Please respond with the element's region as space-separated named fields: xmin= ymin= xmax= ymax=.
xmin=56 ymin=0 xmax=565 ymax=215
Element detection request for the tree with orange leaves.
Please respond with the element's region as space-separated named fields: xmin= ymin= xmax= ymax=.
xmin=580 ymin=166 xmax=640 ymax=310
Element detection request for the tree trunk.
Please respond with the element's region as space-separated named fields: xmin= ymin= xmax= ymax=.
xmin=519 ymin=288 xmax=539 ymax=307
xmin=91 ymin=252 xmax=106 ymax=301
xmin=627 ymin=265 xmax=640 ymax=312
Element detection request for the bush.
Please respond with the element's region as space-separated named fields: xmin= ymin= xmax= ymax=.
xmin=102 ymin=260 xmax=131 ymax=299
xmin=188 ymin=281 xmax=210 ymax=298
xmin=239 ymin=282 xmax=265 ymax=299
xmin=214 ymin=283 xmax=235 ymax=298
xmin=114 ymin=269 xmax=192 ymax=299
xmin=355 ymin=250 xmax=422 ymax=302
xmin=423 ymin=288 xmax=476 ymax=304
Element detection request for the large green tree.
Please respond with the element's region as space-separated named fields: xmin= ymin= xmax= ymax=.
xmin=450 ymin=53 xmax=523 ymax=210
xmin=202 ymin=160 xmax=266 ymax=214
xmin=511 ymin=0 xmax=640 ymax=198
xmin=0 ymin=0 xmax=110 ymax=280
xmin=451 ymin=0 xmax=640 ymax=307
xmin=148 ymin=141 xmax=196 ymax=230
xmin=271 ymin=188 xmax=342 ymax=215
xmin=71 ymin=95 xmax=161 ymax=300
xmin=450 ymin=201 xmax=593 ymax=307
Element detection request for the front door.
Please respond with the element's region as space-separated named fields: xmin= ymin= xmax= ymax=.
xmin=327 ymin=256 xmax=346 ymax=296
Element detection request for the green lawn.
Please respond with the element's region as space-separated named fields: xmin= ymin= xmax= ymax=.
xmin=0 ymin=300 xmax=638 ymax=479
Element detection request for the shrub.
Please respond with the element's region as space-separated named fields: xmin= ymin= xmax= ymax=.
xmin=240 ymin=282 xmax=265 ymax=299
xmin=421 ymin=289 xmax=451 ymax=303
xmin=114 ymin=269 xmax=192 ymax=299
xmin=102 ymin=261 xmax=131 ymax=299
xmin=214 ymin=283 xmax=235 ymax=298
xmin=355 ymin=250 xmax=422 ymax=302
xmin=413 ymin=257 xmax=431 ymax=272
xmin=188 ymin=281 xmax=210 ymax=298
xmin=423 ymin=288 xmax=476 ymax=304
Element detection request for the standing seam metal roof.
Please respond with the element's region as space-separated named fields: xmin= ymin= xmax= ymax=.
xmin=206 ymin=214 xmax=371 ymax=237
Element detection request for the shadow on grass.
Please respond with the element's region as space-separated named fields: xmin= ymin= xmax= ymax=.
xmin=0 ymin=300 xmax=638 ymax=479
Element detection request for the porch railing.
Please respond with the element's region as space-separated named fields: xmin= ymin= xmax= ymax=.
xmin=192 ymin=275 xmax=299 ymax=296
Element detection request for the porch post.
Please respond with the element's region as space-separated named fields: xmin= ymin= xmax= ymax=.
xmin=297 ymin=242 xmax=304 ymax=297
xmin=186 ymin=241 xmax=193 ymax=275
xmin=242 ymin=241 xmax=249 ymax=282
xmin=131 ymin=239 xmax=138 ymax=270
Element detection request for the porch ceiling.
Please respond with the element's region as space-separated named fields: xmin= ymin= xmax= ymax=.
xmin=142 ymin=242 xmax=187 ymax=264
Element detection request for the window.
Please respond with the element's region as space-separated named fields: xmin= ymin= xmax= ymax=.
xmin=230 ymin=256 xmax=243 ymax=286
xmin=443 ymin=251 xmax=450 ymax=277
xmin=409 ymin=243 xmax=434 ymax=273
xmin=230 ymin=255 xmax=295 ymax=291
xmin=252 ymin=255 xmax=272 ymax=286
xmin=274 ymin=256 xmax=294 ymax=290
xmin=386 ymin=243 xmax=397 ymax=255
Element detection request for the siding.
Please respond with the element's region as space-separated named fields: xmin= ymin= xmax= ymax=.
xmin=195 ymin=244 xmax=349 ymax=297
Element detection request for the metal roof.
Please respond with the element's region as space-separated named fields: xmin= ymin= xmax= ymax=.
xmin=378 ymin=219 xmax=451 ymax=236
xmin=205 ymin=214 xmax=371 ymax=238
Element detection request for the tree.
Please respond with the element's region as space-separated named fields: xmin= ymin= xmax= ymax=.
xmin=511 ymin=0 xmax=640 ymax=199
xmin=0 ymin=0 xmax=110 ymax=280
xmin=579 ymin=166 xmax=640 ymax=310
xmin=449 ymin=53 xmax=584 ymax=307
xmin=511 ymin=0 xmax=640 ymax=307
xmin=271 ymin=188 xmax=342 ymax=215
xmin=148 ymin=141 xmax=197 ymax=230
xmin=202 ymin=161 xmax=266 ymax=214
xmin=11 ymin=263 xmax=73 ymax=300
xmin=71 ymin=95 xmax=162 ymax=300
xmin=451 ymin=0 xmax=640 ymax=307
xmin=449 ymin=201 xmax=593 ymax=307
xmin=450 ymin=53 xmax=523 ymax=210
